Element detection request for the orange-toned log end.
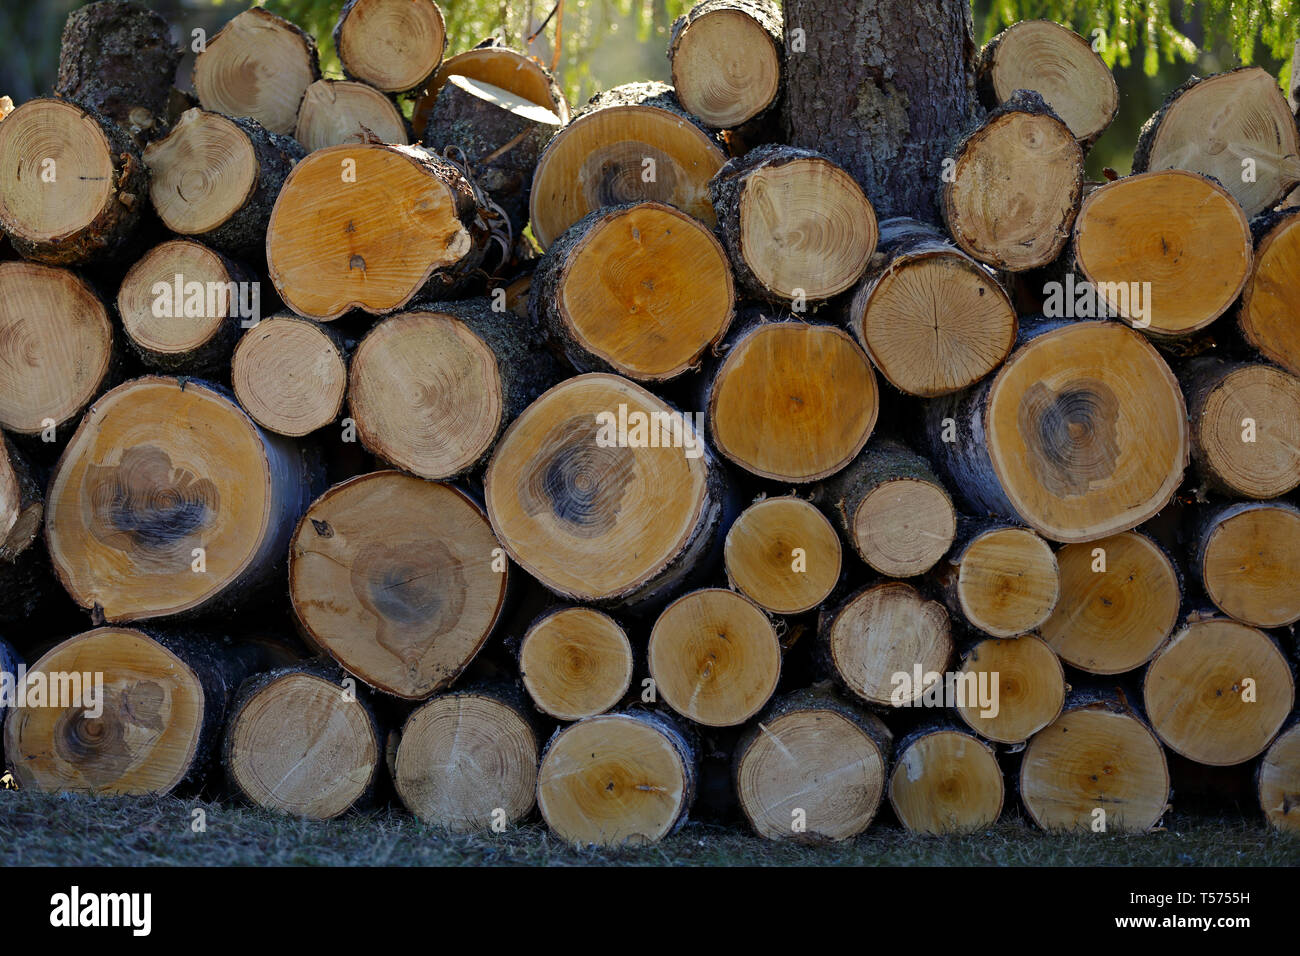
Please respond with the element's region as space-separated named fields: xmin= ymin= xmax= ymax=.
xmin=955 ymin=635 xmax=1065 ymax=744
xmin=724 ymin=496 xmax=840 ymax=614
xmin=889 ymin=728 xmax=1004 ymax=834
xmin=1197 ymin=502 xmax=1300 ymax=628
xmin=1240 ymin=210 xmax=1300 ymax=376
xmin=1258 ymin=722 xmax=1300 ymax=834
xmin=411 ymin=45 xmax=570 ymax=141
xmin=950 ymin=526 xmax=1060 ymax=638
xmin=519 ymin=607 xmax=633 ymax=721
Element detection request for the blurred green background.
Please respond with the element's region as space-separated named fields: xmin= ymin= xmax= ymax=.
xmin=1 ymin=0 xmax=1295 ymax=178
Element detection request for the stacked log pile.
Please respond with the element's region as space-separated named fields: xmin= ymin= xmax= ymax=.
xmin=0 ymin=0 xmax=1298 ymax=845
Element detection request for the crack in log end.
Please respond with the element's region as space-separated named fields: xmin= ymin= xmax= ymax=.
xmin=1017 ymin=379 xmax=1121 ymax=497
xmin=519 ymin=416 xmax=635 ymax=538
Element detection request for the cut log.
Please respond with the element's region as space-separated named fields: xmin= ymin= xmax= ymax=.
xmin=0 ymin=262 xmax=115 ymax=436
xmin=1240 ymin=208 xmax=1300 ymax=376
xmin=723 ymin=495 xmax=840 ymax=614
xmin=818 ymin=581 xmax=952 ymax=708
xmin=484 ymin=373 xmax=729 ymax=609
xmin=1071 ymin=170 xmax=1253 ymax=337
xmin=393 ymin=685 xmax=538 ymax=831
xmin=1144 ymin=616 xmax=1294 ymax=766
xmin=1133 ymin=67 xmax=1300 ymax=218
xmin=668 ymin=0 xmax=782 ymax=130
xmin=518 ymin=607 xmax=633 ymax=721
xmin=528 ymin=82 xmax=726 ymax=249
xmin=818 ymin=439 xmax=956 ymax=578
xmin=941 ymin=90 xmax=1084 ymax=271
xmin=266 ymin=142 xmax=490 ymax=320
xmin=288 ymin=470 xmax=507 ymax=700
xmin=45 ymin=376 xmax=319 ymax=622
xmin=192 ymin=8 xmax=320 ymax=136
xmin=954 ymin=634 xmax=1066 ymax=744
xmin=294 ymin=79 xmax=409 ymax=151
xmin=733 ymin=685 xmax=891 ymax=841
xmin=333 ymin=0 xmax=446 ymax=94
xmin=143 ymin=108 xmax=306 ymax=259
xmin=1258 ymin=720 xmax=1300 ymax=833
xmin=705 ymin=315 xmax=879 ymax=482
xmin=530 ymin=201 xmax=734 ymax=382
xmin=1019 ymin=689 xmax=1170 ymax=832
xmin=231 ymin=315 xmax=348 ymax=437
xmin=936 ymin=524 xmax=1060 ymax=638
xmin=1195 ymin=502 xmax=1300 ymax=628
xmin=348 ymin=300 xmax=558 ymax=479
xmin=888 ymin=724 xmax=1003 ymax=834
xmin=975 ymin=19 xmax=1118 ymax=149
xmin=0 ymin=98 xmax=146 ymax=265
xmin=537 ymin=709 xmax=697 ymax=846
xmin=1040 ymin=531 xmax=1180 ymax=675
xmin=0 ymin=437 xmax=50 ymax=624
xmin=708 ymin=144 xmax=877 ymax=304
xmin=846 ymin=218 xmax=1017 ymax=397
xmin=647 ymin=588 xmax=781 ymax=727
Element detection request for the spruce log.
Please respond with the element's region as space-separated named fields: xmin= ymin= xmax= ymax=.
xmin=888 ymin=722 xmax=1003 ymax=834
xmin=231 ymin=315 xmax=348 ymax=437
xmin=1240 ymin=208 xmax=1300 ymax=375
xmin=333 ymin=0 xmax=446 ymax=95
xmin=295 ymin=79 xmax=409 ymax=151
xmin=1195 ymin=501 xmax=1300 ymax=628
xmin=954 ymin=634 xmax=1066 ymax=744
xmin=1258 ymin=720 xmax=1300 ymax=833
xmin=668 ymin=0 xmax=782 ymax=130
xmin=723 ymin=495 xmax=840 ymax=615
xmin=518 ymin=607 xmax=633 ymax=721
xmin=935 ymin=524 xmax=1060 ymax=638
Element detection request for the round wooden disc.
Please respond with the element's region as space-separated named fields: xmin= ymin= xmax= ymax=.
xmin=888 ymin=729 xmax=1004 ymax=834
xmin=0 ymin=444 xmax=41 ymax=557
xmin=1201 ymin=504 xmax=1300 ymax=627
xmin=956 ymin=635 xmax=1065 ymax=744
xmin=671 ymin=9 xmax=780 ymax=128
xmin=985 ymin=320 xmax=1187 ymax=543
xmin=4 ymin=628 xmax=204 ymax=795
xmin=1258 ymin=722 xmax=1300 ymax=833
xmin=394 ymin=693 xmax=538 ymax=831
xmin=143 ymin=109 xmax=257 ymax=236
xmin=295 ymin=79 xmax=409 ymax=150
xmin=227 ymin=671 xmax=378 ymax=818
xmin=519 ymin=608 xmax=634 ymax=721
xmin=1040 ymin=532 xmax=1180 ymax=674
xmin=851 ymin=479 xmax=957 ymax=577
xmin=1144 ymin=618 xmax=1294 ymax=766
xmin=724 ymin=496 xmax=841 ymax=614
xmin=1195 ymin=364 xmax=1300 ymax=498
xmin=117 ymin=239 xmax=234 ymax=355
xmin=412 ymin=47 xmax=569 ymax=137
xmin=709 ymin=322 xmax=878 ymax=482
xmin=337 ymin=0 xmax=445 ymax=93
xmin=648 ymin=588 xmax=781 ymax=727
xmin=1240 ymin=213 xmax=1300 ymax=375
xmin=231 ymin=315 xmax=347 ymax=437
xmin=956 ymin=527 xmax=1060 ymax=638
xmin=289 ymin=471 xmax=507 ymax=699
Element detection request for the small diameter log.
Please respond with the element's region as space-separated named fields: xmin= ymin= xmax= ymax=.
xmin=537 ymin=709 xmax=697 ymax=846
xmin=0 ymin=437 xmax=48 ymax=623
xmin=0 ymin=98 xmax=145 ymax=265
xmin=295 ymin=79 xmax=409 ymax=151
xmin=647 ymin=588 xmax=781 ymax=727
xmin=818 ymin=582 xmax=952 ymax=708
xmin=529 ymin=82 xmax=726 ymax=250
xmin=231 ymin=315 xmax=347 ymax=437
xmin=288 ymin=471 xmax=507 ymax=700
xmin=223 ymin=662 xmax=381 ymax=818
xmin=708 ymin=144 xmax=878 ymax=304
xmin=936 ymin=525 xmax=1060 ymax=638
xmin=144 ymin=108 xmax=305 ymax=259
xmin=519 ymin=607 xmax=633 ymax=721
xmin=0 ymin=262 xmax=114 ymax=436
xmin=668 ymin=0 xmax=782 ymax=130
xmin=723 ymin=495 xmax=840 ymax=614
xmin=1040 ymin=531 xmax=1180 ymax=674
xmin=1144 ymin=617 xmax=1294 ymax=766
xmin=1258 ymin=721 xmax=1300 ymax=833
xmin=393 ymin=685 xmax=538 ymax=831
xmin=1020 ymin=690 xmax=1170 ymax=832
xmin=941 ymin=90 xmax=1084 ymax=271
xmin=705 ymin=315 xmax=879 ymax=483
xmin=1072 ymin=170 xmax=1252 ymax=337
xmin=1240 ymin=208 xmax=1300 ymax=376
xmin=1196 ymin=502 xmax=1300 ymax=628
xmin=484 ymin=373 xmax=728 ymax=609
xmin=267 ymin=142 xmax=489 ymax=320
xmin=888 ymin=723 xmax=1004 ymax=834
xmin=975 ymin=19 xmax=1118 ymax=149
xmin=846 ymin=218 xmax=1017 ymax=396
xmin=45 ymin=377 xmax=319 ymax=622
xmin=1133 ymin=67 xmax=1300 ymax=218
xmin=955 ymin=635 xmax=1066 ymax=744
xmin=734 ymin=685 xmax=892 ymax=841
xmin=333 ymin=0 xmax=446 ymax=94
xmin=192 ymin=8 xmax=320 ymax=136
xmin=819 ymin=439 xmax=956 ymax=577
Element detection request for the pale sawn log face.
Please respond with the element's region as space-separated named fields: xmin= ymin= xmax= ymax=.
xmin=850 ymin=480 xmax=956 ymax=578
xmin=295 ymin=79 xmax=409 ymax=152
xmin=144 ymin=109 xmax=259 ymax=236
xmin=231 ymin=315 xmax=348 ymax=437
xmin=1188 ymin=363 xmax=1300 ymax=499
xmin=1258 ymin=723 xmax=1300 ymax=833
xmin=669 ymin=1 xmax=782 ymax=129
xmin=117 ymin=239 xmax=240 ymax=357
xmin=724 ymin=495 xmax=841 ymax=614
xmin=519 ymin=607 xmax=633 ymax=721
xmin=335 ymin=0 xmax=446 ymax=94
xmin=953 ymin=526 xmax=1060 ymax=638
xmin=888 ymin=729 xmax=1004 ymax=834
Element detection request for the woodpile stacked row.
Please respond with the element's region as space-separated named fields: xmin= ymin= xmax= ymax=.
xmin=0 ymin=0 xmax=1298 ymax=844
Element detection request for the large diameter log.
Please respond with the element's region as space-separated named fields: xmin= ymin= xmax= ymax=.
xmin=519 ymin=607 xmax=633 ymax=721
xmin=926 ymin=319 xmax=1188 ymax=543
xmin=941 ymin=90 xmax=1084 ymax=271
xmin=733 ymin=685 xmax=891 ymax=841
xmin=1258 ymin=721 xmax=1300 ymax=833
xmin=529 ymin=82 xmax=726 ymax=250
xmin=193 ymin=8 xmax=320 ymax=136
xmin=267 ymin=142 xmax=489 ymax=320
xmin=294 ymin=79 xmax=409 ymax=151
xmin=936 ymin=525 xmax=1060 ymax=638
xmin=1040 ymin=531 xmax=1180 ymax=675
xmin=668 ymin=0 xmax=782 ymax=130
xmin=0 ymin=98 xmax=146 ymax=265
xmin=1240 ymin=208 xmax=1300 ymax=376
xmin=45 ymin=377 xmax=319 ymax=622
xmin=1144 ymin=617 xmax=1294 ymax=766
xmin=723 ymin=495 xmax=840 ymax=614
xmin=530 ymin=201 xmax=734 ymax=382
xmin=537 ymin=709 xmax=697 ymax=846
xmin=888 ymin=724 xmax=1003 ymax=834
xmin=647 ymin=588 xmax=781 ymax=727
xmin=333 ymin=0 xmax=446 ymax=94
xmin=846 ymin=218 xmax=1017 ymax=397
xmin=708 ymin=144 xmax=878 ymax=304
xmin=1133 ymin=67 xmax=1300 ymax=218
xmin=1195 ymin=502 xmax=1300 ymax=628
xmin=288 ymin=471 xmax=507 ymax=700
xmin=1071 ymin=170 xmax=1253 ymax=337
xmin=955 ymin=634 xmax=1066 ymax=744
xmin=484 ymin=374 xmax=729 ymax=609
xmin=231 ymin=315 xmax=348 ymax=437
